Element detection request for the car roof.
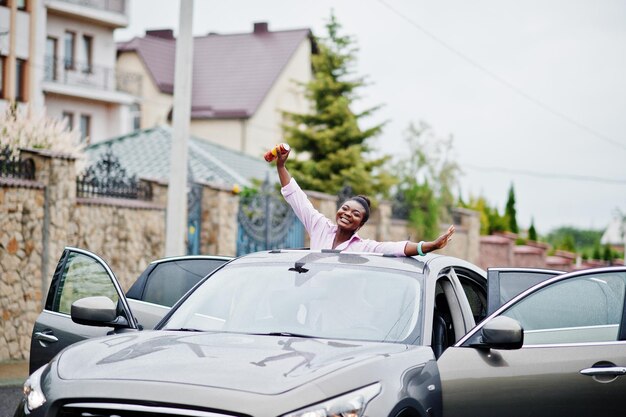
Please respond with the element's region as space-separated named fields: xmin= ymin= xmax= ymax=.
xmin=148 ymin=254 xmax=233 ymax=266
xmin=228 ymin=249 xmax=431 ymax=274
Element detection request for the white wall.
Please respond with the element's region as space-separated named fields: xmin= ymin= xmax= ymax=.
xmin=44 ymin=12 xmax=133 ymax=143
xmin=45 ymin=94 xmax=119 ymax=143
xmin=116 ymin=51 xmax=172 ymax=128
xmin=46 ymin=13 xmax=117 ymax=69
xmin=189 ymin=38 xmax=313 ymax=157
xmin=244 ymin=39 xmax=312 ymax=157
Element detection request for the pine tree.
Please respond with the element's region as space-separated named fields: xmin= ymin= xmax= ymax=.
xmin=282 ymin=12 xmax=394 ymax=198
xmin=528 ymin=217 xmax=537 ymax=241
xmin=505 ymin=183 xmax=519 ymax=233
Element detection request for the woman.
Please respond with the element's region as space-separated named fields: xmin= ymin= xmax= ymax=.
xmin=276 ymin=147 xmax=455 ymax=256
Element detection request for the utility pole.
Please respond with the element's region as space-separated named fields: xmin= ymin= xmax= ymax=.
xmin=165 ymin=0 xmax=194 ymax=256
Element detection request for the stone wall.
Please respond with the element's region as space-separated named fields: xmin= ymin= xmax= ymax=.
xmin=0 ymin=149 xmax=240 ymax=362
xmin=200 ymin=182 xmax=239 ymax=256
xmin=0 ymin=179 xmax=45 ymax=361
xmin=474 ymin=233 xmax=622 ymax=272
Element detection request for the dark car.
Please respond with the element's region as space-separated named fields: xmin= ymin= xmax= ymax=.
xmin=17 ymin=248 xmax=626 ymax=417
xmin=28 ymin=250 xmax=231 ymax=373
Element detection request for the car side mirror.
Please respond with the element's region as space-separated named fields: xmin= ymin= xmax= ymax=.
xmin=71 ymin=296 xmax=130 ymax=328
xmin=477 ymin=316 xmax=524 ymax=350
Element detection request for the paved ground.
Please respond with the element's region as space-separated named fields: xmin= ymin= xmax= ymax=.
xmin=0 ymin=361 xmax=28 ymax=417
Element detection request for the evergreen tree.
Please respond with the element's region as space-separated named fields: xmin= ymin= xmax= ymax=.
xmin=282 ymin=12 xmax=394 ymax=198
xmin=460 ymin=194 xmax=507 ymax=235
xmin=528 ymin=217 xmax=537 ymax=241
xmin=592 ymin=243 xmax=602 ymax=260
xmin=505 ymin=183 xmax=519 ymax=233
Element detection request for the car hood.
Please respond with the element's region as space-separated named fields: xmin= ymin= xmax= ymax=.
xmin=57 ymin=331 xmax=413 ymax=395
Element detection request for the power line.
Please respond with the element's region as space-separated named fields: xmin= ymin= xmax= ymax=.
xmin=374 ymin=0 xmax=626 ymax=152
xmin=462 ymin=163 xmax=626 ymax=185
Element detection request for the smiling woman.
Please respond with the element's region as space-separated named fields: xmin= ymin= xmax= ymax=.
xmin=274 ymin=145 xmax=455 ymax=255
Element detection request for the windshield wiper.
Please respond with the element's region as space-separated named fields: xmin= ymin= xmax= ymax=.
xmin=163 ymin=327 xmax=202 ymax=332
xmin=254 ymin=331 xmax=316 ymax=338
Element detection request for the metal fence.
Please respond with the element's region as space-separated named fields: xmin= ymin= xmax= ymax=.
xmin=0 ymin=147 xmax=35 ymax=180
xmin=76 ymin=149 xmax=152 ymax=200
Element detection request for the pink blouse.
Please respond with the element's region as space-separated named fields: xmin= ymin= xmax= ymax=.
xmin=281 ymin=178 xmax=409 ymax=255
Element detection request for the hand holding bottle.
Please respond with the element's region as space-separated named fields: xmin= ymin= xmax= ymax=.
xmin=264 ymin=143 xmax=291 ymax=162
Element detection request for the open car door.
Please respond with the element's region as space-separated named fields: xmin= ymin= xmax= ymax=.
xmin=29 ymin=247 xmax=138 ymax=374
xmin=439 ymin=267 xmax=626 ymax=417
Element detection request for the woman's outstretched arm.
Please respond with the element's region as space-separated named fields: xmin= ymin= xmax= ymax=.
xmin=276 ymin=147 xmax=292 ymax=187
xmin=404 ymin=225 xmax=455 ymax=256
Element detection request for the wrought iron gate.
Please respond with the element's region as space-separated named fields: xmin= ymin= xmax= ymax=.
xmin=187 ymin=183 xmax=203 ymax=255
xmin=236 ymin=177 xmax=304 ymax=256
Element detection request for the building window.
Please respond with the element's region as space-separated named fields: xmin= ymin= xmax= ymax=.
xmin=16 ymin=0 xmax=27 ymax=11
xmin=15 ymin=58 xmax=26 ymax=102
xmin=130 ymin=103 xmax=141 ymax=130
xmin=62 ymin=111 xmax=74 ymax=131
xmin=82 ymin=35 xmax=93 ymax=73
xmin=46 ymin=37 xmax=57 ymax=81
xmin=0 ymin=0 xmax=8 ymax=7
xmin=64 ymin=31 xmax=75 ymax=70
xmin=79 ymin=114 xmax=91 ymax=143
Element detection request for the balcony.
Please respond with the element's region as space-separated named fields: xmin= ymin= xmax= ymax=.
xmin=44 ymin=56 xmax=142 ymax=102
xmin=47 ymin=0 xmax=128 ymax=28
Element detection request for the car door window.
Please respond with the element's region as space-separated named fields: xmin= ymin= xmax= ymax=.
xmin=502 ymin=271 xmax=626 ymax=345
xmin=52 ymin=252 xmax=119 ymax=314
xmin=142 ymin=259 xmax=225 ymax=307
xmin=454 ymin=268 xmax=487 ymax=324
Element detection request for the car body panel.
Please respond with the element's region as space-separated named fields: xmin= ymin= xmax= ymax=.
xmin=440 ymin=343 xmax=626 ymax=417
xmin=30 ymin=250 xmax=231 ymax=373
xmin=29 ymin=248 xmax=136 ymax=374
xmin=440 ymin=266 xmax=626 ymax=417
xmin=21 ymin=347 xmax=439 ymax=417
xmin=55 ymin=331 xmax=412 ymax=394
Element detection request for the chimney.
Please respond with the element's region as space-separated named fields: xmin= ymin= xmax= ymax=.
xmin=145 ymin=29 xmax=175 ymax=40
xmin=253 ymin=22 xmax=269 ymax=34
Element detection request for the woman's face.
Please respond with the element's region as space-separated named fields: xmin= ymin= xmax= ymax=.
xmin=335 ymin=200 xmax=366 ymax=232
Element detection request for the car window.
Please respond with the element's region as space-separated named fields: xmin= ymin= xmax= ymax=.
xmin=52 ymin=252 xmax=119 ymax=314
xmin=502 ymin=271 xmax=626 ymax=345
xmin=142 ymin=259 xmax=225 ymax=307
xmin=163 ymin=263 xmax=423 ymax=343
xmin=455 ymin=268 xmax=487 ymax=324
xmin=497 ymin=271 xmax=558 ymax=308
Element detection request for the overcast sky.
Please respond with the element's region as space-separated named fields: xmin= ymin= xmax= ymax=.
xmin=115 ymin=0 xmax=626 ymax=235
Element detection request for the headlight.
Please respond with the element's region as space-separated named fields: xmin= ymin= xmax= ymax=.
xmin=282 ymin=383 xmax=381 ymax=417
xmin=23 ymin=364 xmax=48 ymax=411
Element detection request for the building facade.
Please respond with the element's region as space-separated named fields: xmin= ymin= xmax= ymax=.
xmin=116 ymin=22 xmax=315 ymax=158
xmin=0 ymin=0 xmax=140 ymax=144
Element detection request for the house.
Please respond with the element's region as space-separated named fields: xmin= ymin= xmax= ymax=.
xmin=601 ymin=212 xmax=625 ymax=251
xmin=0 ymin=0 xmax=138 ymax=143
xmin=116 ymin=22 xmax=316 ymax=158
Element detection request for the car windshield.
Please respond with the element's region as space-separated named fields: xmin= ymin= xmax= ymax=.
xmin=163 ymin=262 xmax=423 ymax=343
